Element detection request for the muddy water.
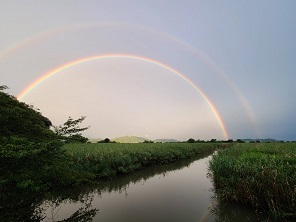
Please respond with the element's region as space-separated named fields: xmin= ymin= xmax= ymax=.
xmin=39 ymin=153 xmax=272 ymax=222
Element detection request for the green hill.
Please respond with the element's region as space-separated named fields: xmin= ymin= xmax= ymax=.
xmin=154 ymin=138 xmax=180 ymax=143
xmin=242 ymin=138 xmax=278 ymax=142
xmin=112 ymin=136 xmax=148 ymax=143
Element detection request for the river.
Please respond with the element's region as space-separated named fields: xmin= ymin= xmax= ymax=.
xmin=35 ymin=152 xmax=274 ymax=222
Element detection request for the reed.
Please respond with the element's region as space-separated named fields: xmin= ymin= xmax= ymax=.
xmin=64 ymin=143 xmax=227 ymax=178
xmin=209 ymin=142 xmax=296 ymax=219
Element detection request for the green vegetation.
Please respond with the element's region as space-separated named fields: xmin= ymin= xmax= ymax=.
xmin=0 ymin=87 xmax=92 ymax=211
xmin=53 ymin=116 xmax=90 ymax=143
xmin=209 ymin=143 xmax=296 ymax=219
xmin=64 ymin=143 xmax=228 ymax=179
xmin=0 ymin=86 xmax=230 ymax=214
xmin=97 ymin=138 xmax=112 ymax=143
xmin=143 ymin=139 xmax=154 ymax=143
xmin=4 ymin=84 xmax=296 ymax=220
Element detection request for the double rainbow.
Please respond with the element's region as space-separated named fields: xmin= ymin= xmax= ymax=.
xmin=17 ymin=54 xmax=229 ymax=139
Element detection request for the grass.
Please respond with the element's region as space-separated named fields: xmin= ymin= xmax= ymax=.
xmin=64 ymin=142 xmax=228 ymax=179
xmin=209 ymin=142 xmax=296 ymax=219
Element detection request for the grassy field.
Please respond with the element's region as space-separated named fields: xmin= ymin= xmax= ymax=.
xmin=64 ymin=142 xmax=228 ymax=179
xmin=209 ymin=142 xmax=296 ymax=219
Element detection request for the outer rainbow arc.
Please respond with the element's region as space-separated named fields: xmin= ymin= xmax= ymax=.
xmin=17 ymin=54 xmax=229 ymax=139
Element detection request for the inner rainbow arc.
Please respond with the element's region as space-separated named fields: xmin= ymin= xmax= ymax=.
xmin=17 ymin=54 xmax=229 ymax=139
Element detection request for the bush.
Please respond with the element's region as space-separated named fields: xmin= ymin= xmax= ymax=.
xmin=0 ymin=87 xmax=91 ymax=209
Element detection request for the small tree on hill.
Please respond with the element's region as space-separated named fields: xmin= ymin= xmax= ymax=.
xmin=236 ymin=139 xmax=245 ymax=143
xmin=187 ymin=138 xmax=195 ymax=143
xmin=104 ymin=138 xmax=111 ymax=143
xmin=143 ymin=140 xmax=154 ymax=143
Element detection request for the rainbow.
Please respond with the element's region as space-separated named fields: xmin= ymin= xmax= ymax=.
xmin=1 ymin=22 xmax=257 ymax=137
xmin=17 ymin=54 xmax=229 ymax=139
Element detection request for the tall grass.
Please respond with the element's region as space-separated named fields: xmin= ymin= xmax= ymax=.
xmin=209 ymin=142 xmax=296 ymax=219
xmin=64 ymin=143 xmax=228 ymax=179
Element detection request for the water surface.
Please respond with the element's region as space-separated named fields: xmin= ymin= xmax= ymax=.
xmin=38 ymin=152 xmax=275 ymax=222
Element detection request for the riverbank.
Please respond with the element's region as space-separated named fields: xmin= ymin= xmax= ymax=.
xmin=209 ymin=142 xmax=296 ymax=219
xmin=2 ymin=142 xmax=230 ymax=221
xmin=64 ymin=142 xmax=229 ymax=179
xmin=2 ymin=149 xmax=220 ymax=222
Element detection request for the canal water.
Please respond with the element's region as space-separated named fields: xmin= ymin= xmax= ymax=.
xmin=36 ymin=152 xmax=273 ymax=222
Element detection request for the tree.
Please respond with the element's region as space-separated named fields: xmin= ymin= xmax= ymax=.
xmin=104 ymin=138 xmax=110 ymax=143
xmin=236 ymin=139 xmax=245 ymax=143
xmin=0 ymin=87 xmax=65 ymax=204
xmin=143 ymin=140 xmax=154 ymax=143
xmin=0 ymin=85 xmax=8 ymax=91
xmin=0 ymin=86 xmax=55 ymax=142
xmin=54 ymin=116 xmax=90 ymax=143
xmin=187 ymin=138 xmax=195 ymax=143
xmin=0 ymin=87 xmax=93 ymax=210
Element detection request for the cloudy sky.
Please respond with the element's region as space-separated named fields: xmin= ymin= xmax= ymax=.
xmin=1 ymin=1 xmax=296 ymax=141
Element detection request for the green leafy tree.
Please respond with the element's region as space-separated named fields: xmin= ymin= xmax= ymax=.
xmin=0 ymin=86 xmax=91 ymax=212
xmin=103 ymin=138 xmax=110 ymax=143
xmin=0 ymin=86 xmax=55 ymax=142
xmin=187 ymin=138 xmax=195 ymax=143
xmin=54 ymin=116 xmax=90 ymax=143
xmin=236 ymin=139 xmax=245 ymax=143
xmin=210 ymin=139 xmax=217 ymax=143
xmin=98 ymin=138 xmax=115 ymax=143
xmin=0 ymin=85 xmax=8 ymax=91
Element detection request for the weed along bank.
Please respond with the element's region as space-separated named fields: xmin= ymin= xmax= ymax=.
xmin=209 ymin=142 xmax=296 ymax=219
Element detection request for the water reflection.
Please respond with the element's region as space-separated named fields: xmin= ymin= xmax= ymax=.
xmin=0 ymin=193 xmax=98 ymax=222
xmin=41 ymin=151 xmax=213 ymax=221
xmin=211 ymin=200 xmax=266 ymax=222
xmin=41 ymin=193 xmax=98 ymax=222
xmin=1 ymin=150 xmax=278 ymax=222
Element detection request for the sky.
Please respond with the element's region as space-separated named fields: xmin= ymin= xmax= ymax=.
xmin=1 ymin=1 xmax=296 ymax=141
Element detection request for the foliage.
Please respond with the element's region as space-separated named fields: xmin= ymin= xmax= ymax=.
xmin=65 ymin=134 xmax=89 ymax=143
xmin=0 ymin=87 xmax=92 ymax=211
xmin=54 ymin=116 xmax=89 ymax=137
xmin=97 ymin=138 xmax=113 ymax=143
xmin=63 ymin=143 xmax=230 ymax=179
xmin=54 ymin=116 xmax=89 ymax=143
xmin=187 ymin=138 xmax=195 ymax=143
xmin=0 ymin=87 xmax=55 ymax=142
xmin=0 ymin=85 xmax=8 ymax=91
xmin=143 ymin=139 xmax=154 ymax=143
xmin=209 ymin=142 xmax=296 ymax=219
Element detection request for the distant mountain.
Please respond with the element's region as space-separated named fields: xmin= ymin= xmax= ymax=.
xmin=154 ymin=138 xmax=180 ymax=143
xmin=112 ymin=136 xmax=148 ymax=143
xmin=242 ymin=138 xmax=278 ymax=142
